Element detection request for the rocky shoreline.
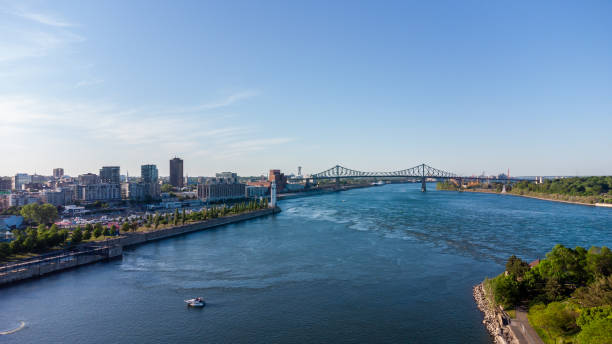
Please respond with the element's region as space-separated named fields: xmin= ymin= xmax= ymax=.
xmin=473 ymin=283 xmax=518 ymax=344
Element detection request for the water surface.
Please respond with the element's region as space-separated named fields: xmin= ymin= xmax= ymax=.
xmin=1 ymin=184 xmax=611 ymax=343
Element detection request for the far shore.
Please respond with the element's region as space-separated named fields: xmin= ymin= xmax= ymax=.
xmin=447 ymin=188 xmax=608 ymax=207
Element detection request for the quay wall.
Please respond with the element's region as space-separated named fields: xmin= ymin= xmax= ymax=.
xmin=0 ymin=208 xmax=278 ymax=287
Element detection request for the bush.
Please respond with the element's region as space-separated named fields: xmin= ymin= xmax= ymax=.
xmin=529 ymin=302 xmax=579 ymax=340
xmin=576 ymin=306 xmax=612 ymax=328
xmin=576 ymin=318 xmax=612 ymax=344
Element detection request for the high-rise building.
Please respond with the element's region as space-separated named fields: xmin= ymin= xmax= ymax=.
xmin=169 ymin=157 xmax=183 ymax=188
xmin=12 ymin=173 xmax=31 ymax=190
xmin=141 ymin=164 xmax=160 ymax=199
xmin=141 ymin=164 xmax=158 ymax=184
xmin=53 ymin=168 xmax=64 ymax=179
xmin=99 ymin=166 xmax=120 ymax=184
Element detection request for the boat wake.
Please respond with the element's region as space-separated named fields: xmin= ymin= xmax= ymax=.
xmin=0 ymin=321 xmax=26 ymax=335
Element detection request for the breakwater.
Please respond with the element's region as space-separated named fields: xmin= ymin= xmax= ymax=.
xmin=0 ymin=208 xmax=278 ymax=287
xmin=473 ymin=283 xmax=519 ymax=344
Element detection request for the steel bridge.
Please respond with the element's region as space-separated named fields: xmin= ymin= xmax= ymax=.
xmin=293 ymin=163 xmax=531 ymax=192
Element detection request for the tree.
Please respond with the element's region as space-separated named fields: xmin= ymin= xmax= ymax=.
xmin=83 ymin=229 xmax=91 ymax=241
xmin=161 ymin=184 xmax=173 ymax=193
xmin=506 ymin=255 xmax=530 ymax=279
xmin=491 ymin=275 xmax=520 ymax=308
xmin=20 ymin=203 xmax=58 ymax=225
xmin=174 ymin=209 xmax=179 ymax=225
xmin=0 ymin=242 xmax=11 ymax=260
xmin=58 ymin=229 xmax=69 ymax=244
xmin=71 ymin=228 xmax=83 ymax=245
xmin=573 ymin=276 xmax=612 ymax=308
xmin=121 ymin=222 xmax=130 ymax=233
xmin=576 ymin=318 xmax=612 ymax=344
xmin=93 ymin=226 xmax=102 ymax=238
xmin=181 ymin=209 xmax=186 ymax=224
xmin=586 ymin=246 xmax=612 ymax=280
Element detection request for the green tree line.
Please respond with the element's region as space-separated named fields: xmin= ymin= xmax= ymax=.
xmin=486 ymin=245 xmax=612 ymax=343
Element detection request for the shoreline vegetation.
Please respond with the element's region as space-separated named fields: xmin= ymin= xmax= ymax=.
xmin=478 ymin=245 xmax=612 ymax=344
xmin=437 ymin=176 xmax=612 ymax=207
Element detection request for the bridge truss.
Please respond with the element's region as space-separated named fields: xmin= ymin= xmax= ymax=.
xmin=310 ymin=163 xmax=457 ymax=180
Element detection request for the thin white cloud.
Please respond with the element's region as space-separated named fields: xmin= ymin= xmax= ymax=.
xmin=75 ymin=79 xmax=104 ymax=88
xmin=0 ymin=94 xmax=291 ymax=167
xmin=14 ymin=10 xmax=74 ymax=27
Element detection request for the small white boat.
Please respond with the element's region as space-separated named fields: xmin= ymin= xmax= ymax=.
xmin=185 ymin=297 xmax=205 ymax=307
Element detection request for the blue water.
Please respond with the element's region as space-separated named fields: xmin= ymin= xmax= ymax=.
xmin=1 ymin=184 xmax=611 ymax=343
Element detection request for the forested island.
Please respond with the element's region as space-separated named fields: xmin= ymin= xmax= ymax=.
xmin=438 ymin=176 xmax=612 ymax=205
xmin=480 ymin=245 xmax=612 ymax=344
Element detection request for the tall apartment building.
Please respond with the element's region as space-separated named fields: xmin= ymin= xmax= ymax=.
xmin=141 ymin=164 xmax=160 ymax=199
xmin=78 ymin=173 xmax=99 ymax=185
xmin=169 ymin=157 xmax=183 ymax=188
xmin=141 ymin=164 xmax=158 ymax=184
xmin=12 ymin=173 xmax=31 ymax=190
xmin=99 ymin=166 xmax=120 ymax=184
xmin=53 ymin=168 xmax=64 ymax=179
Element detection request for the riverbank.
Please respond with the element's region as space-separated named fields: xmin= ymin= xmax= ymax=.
xmin=0 ymin=207 xmax=279 ymax=287
xmin=473 ymin=283 xmax=519 ymax=344
xmin=443 ymin=187 xmax=609 ymax=208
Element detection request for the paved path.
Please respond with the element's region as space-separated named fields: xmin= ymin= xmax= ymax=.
xmin=510 ymin=307 xmax=545 ymax=344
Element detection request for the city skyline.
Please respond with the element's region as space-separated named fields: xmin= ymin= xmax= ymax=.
xmin=1 ymin=1 xmax=611 ymax=177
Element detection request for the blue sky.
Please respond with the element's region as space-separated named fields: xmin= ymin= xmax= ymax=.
xmin=1 ymin=1 xmax=611 ymax=177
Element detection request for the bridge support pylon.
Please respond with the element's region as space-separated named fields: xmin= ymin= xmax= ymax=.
xmin=421 ymin=178 xmax=426 ymax=192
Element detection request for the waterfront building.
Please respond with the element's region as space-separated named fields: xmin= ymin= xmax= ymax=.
xmin=197 ymin=183 xmax=246 ymax=202
xmin=285 ymin=183 xmax=305 ymax=192
xmin=99 ymin=166 xmax=120 ymax=184
xmin=78 ymin=183 xmax=121 ymax=202
xmin=269 ymin=169 xmax=287 ymax=193
xmin=12 ymin=173 xmax=31 ymax=190
xmin=247 ymin=186 xmax=268 ymax=198
xmin=53 ymin=168 xmax=64 ymax=179
xmin=170 ymin=157 xmax=184 ymax=188
xmin=78 ymin=173 xmax=100 ymax=185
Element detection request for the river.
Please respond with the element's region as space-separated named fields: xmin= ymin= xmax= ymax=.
xmin=1 ymin=183 xmax=611 ymax=343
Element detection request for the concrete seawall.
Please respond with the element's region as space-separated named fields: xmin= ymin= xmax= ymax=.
xmin=0 ymin=208 xmax=278 ymax=287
